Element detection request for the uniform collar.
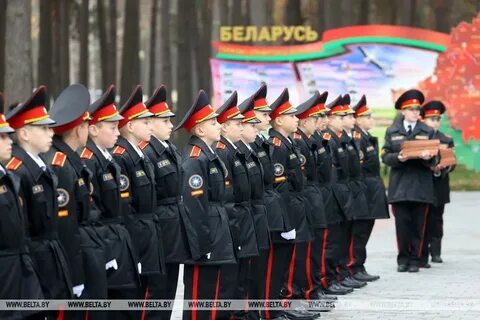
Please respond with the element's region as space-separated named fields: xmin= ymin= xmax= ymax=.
xmin=189 ymin=135 xmax=218 ymax=161
xmin=26 ymin=150 xmax=47 ymax=169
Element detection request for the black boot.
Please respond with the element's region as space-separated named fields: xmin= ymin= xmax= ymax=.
xmin=340 ymin=276 xmax=367 ymax=288
xmin=431 ymin=255 xmax=443 ymax=263
xmin=324 ymin=282 xmax=353 ymax=295
xmin=352 ymin=270 xmax=380 ymax=282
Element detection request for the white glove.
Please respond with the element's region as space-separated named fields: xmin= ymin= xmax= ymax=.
xmin=138 ymin=262 xmax=142 ymax=274
xmin=281 ymin=229 xmax=296 ymax=240
xmin=205 ymin=252 xmax=212 ymax=260
xmin=73 ymin=284 xmax=85 ymax=298
xmin=105 ymin=259 xmax=118 ymax=271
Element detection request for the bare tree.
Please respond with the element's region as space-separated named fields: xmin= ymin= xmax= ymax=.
xmin=0 ymin=0 xmax=7 ymax=93
xmin=79 ymin=0 xmax=89 ymax=85
xmin=108 ymin=0 xmax=117 ymax=87
xmin=192 ymin=0 xmax=212 ymax=95
xmin=149 ymin=0 xmax=158 ymax=94
xmin=358 ymin=0 xmax=370 ymax=24
xmin=38 ymin=0 xmax=53 ymax=91
xmin=5 ymin=0 xmax=33 ymax=104
xmin=120 ymin=0 xmax=140 ymax=102
xmin=431 ymin=0 xmax=453 ymax=32
xmin=160 ymin=0 xmax=172 ymax=102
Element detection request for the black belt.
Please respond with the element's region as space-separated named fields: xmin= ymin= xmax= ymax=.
xmin=100 ymin=216 xmax=123 ymax=225
xmin=157 ymin=196 xmax=183 ymax=205
xmin=251 ymin=199 xmax=264 ymax=205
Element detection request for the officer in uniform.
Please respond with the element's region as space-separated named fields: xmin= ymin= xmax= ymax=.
xmin=420 ymin=101 xmax=454 ymax=264
xmin=174 ymin=90 xmax=236 ymax=320
xmin=112 ymin=85 xmax=164 ymax=313
xmin=351 ymin=95 xmax=389 ymax=281
xmin=322 ymin=95 xmax=356 ymax=294
xmin=236 ymin=95 xmax=271 ymax=319
xmin=0 ymin=103 xmax=44 ymax=320
xmin=45 ymin=84 xmax=109 ymax=319
xmin=5 ymin=87 xmax=74 ymax=309
xmin=142 ymin=85 xmax=199 ymax=320
xmin=80 ymin=85 xmax=141 ymax=312
xmin=215 ymin=91 xmax=259 ymax=318
xmin=268 ymin=89 xmax=319 ymax=319
xmin=292 ymin=91 xmax=335 ymax=302
xmin=382 ymin=89 xmax=437 ymax=273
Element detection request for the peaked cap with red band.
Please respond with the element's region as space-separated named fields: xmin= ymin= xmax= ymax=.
xmin=395 ymin=89 xmax=425 ymax=110
xmin=238 ymin=95 xmax=261 ymax=124
xmin=6 ymin=85 xmax=56 ymax=129
xmin=269 ymin=88 xmax=297 ymax=120
xmin=296 ymin=91 xmax=329 ymax=119
xmin=89 ymin=85 xmax=124 ymax=124
xmin=145 ymin=85 xmax=175 ymax=118
xmin=118 ymin=85 xmax=153 ymax=128
xmin=49 ymin=84 xmax=91 ymax=134
xmin=421 ymin=100 xmax=446 ymax=118
xmin=352 ymin=95 xmax=372 ymax=118
xmin=174 ymin=90 xmax=218 ymax=132
xmin=0 ymin=93 xmax=14 ymax=134
xmin=326 ymin=95 xmax=350 ymax=116
xmin=216 ymin=91 xmax=244 ymax=124
xmin=251 ymin=84 xmax=272 ymax=112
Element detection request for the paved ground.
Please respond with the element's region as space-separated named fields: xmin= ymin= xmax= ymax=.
xmin=171 ymin=192 xmax=480 ymax=319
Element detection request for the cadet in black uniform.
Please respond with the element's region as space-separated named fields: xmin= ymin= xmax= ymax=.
xmin=338 ymin=94 xmax=368 ymax=289
xmin=45 ymin=84 xmax=110 ymax=320
xmin=142 ymin=85 xmax=199 ymax=320
xmin=382 ymin=89 xmax=437 ymax=273
xmin=269 ymin=89 xmax=319 ymax=320
xmin=112 ymin=85 xmax=164 ymax=314
xmin=420 ymin=101 xmax=454 ymax=264
xmin=6 ymin=87 xmax=74 ymax=316
xmin=322 ymin=95 xmax=356 ymax=294
xmin=174 ymin=90 xmax=236 ymax=320
xmin=215 ymin=91 xmax=258 ymax=318
xmin=0 ymin=106 xmax=44 ymax=320
xmin=350 ymin=95 xmax=389 ymax=282
xmin=236 ymin=96 xmax=271 ymax=319
xmin=292 ymin=91 xmax=335 ymax=302
xmin=80 ymin=85 xmax=141 ymax=313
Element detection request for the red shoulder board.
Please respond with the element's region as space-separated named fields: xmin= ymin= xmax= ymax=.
xmin=190 ymin=145 xmax=202 ymax=158
xmin=112 ymin=146 xmax=126 ymax=155
xmin=353 ymin=131 xmax=361 ymax=140
xmin=322 ymin=132 xmax=331 ymax=140
xmin=80 ymin=148 xmax=94 ymax=160
xmin=51 ymin=152 xmax=67 ymax=167
xmin=6 ymin=157 xmax=22 ymax=171
xmin=293 ymin=133 xmax=302 ymax=140
xmin=273 ymin=137 xmax=282 ymax=147
xmin=215 ymin=141 xmax=226 ymax=150
xmin=138 ymin=141 xmax=149 ymax=150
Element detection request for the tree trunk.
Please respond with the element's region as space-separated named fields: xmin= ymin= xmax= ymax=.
xmin=5 ymin=0 xmax=33 ymax=105
xmin=38 ymin=0 xmax=53 ymax=90
xmin=108 ymin=0 xmax=117 ymax=87
xmin=431 ymin=0 xmax=453 ymax=32
xmin=0 ymin=0 xmax=7 ymax=93
xmin=284 ymin=0 xmax=303 ymax=26
xmin=340 ymin=0 xmax=355 ymax=27
xmin=311 ymin=0 xmax=325 ymax=36
xmin=148 ymin=0 xmax=158 ymax=94
xmin=358 ymin=0 xmax=370 ymax=24
xmin=120 ymin=0 xmax=140 ymax=102
xmin=323 ymin=0 xmax=342 ymax=29
xmin=59 ymin=0 xmax=70 ymax=91
xmin=79 ymin=0 xmax=89 ymax=85
xmin=160 ymin=0 xmax=172 ymax=102
xmin=193 ymin=0 xmax=212 ymax=96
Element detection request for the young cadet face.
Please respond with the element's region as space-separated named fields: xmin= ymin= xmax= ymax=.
xmin=328 ymin=115 xmax=343 ymax=131
xmin=151 ymin=117 xmax=173 ymax=141
xmin=423 ymin=116 xmax=441 ymax=131
xmin=89 ymin=121 xmax=120 ymax=149
xmin=0 ymin=133 xmax=13 ymax=163
xmin=19 ymin=125 xmax=54 ymax=154
xmin=299 ymin=117 xmax=317 ymax=136
xmin=130 ymin=117 xmax=152 ymax=142
xmin=342 ymin=114 xmax=355 ymax=130
xmin=255 ymin=111 xmax=271 ymax=132
xmin=402 ymin=107 xmax=421 ymax=123
xmin=221 ymin=119 xmax=243 ymax=142
xmin=195 ymin=118 xmax=221 ymax=144
xmin=241 ymin=122 xmax=258 ymax=144
xmin=278 ymin=114 xmax=299 ymax=134
xmin=77 ymin=121 xmax=89 ymax=147
xmin=316 ymin=115 xmax=328 ymax=131
xmin=355 ymin=114 xmax=374 ymax=131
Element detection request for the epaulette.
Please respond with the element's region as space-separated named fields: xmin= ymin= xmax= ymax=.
xmin=51 ymin=152 xmax=67 ymax=167
xmin=322 ymin=132 xmax=331 ymax=140
xmin=112 ymin=145 xmax=126 ymax=155
xmin=273 ymin=137 xmax=282 ymax=147
xmin=293 ymin=133 xmax=302 ymax=140
xmin=6 ymin=157 xmax=22 ymax=171
xmin=190 ymin=145 xmax=202 ymax=158
xmin=215 ymin=141 xmax=226 ymax=150
xmin=80 ymin=148 xmax=94 ymax=160
xmin=138 ymin=140 xmax=149 ymax=150
xmin=353 ymin=131 xmax=361 ymax=140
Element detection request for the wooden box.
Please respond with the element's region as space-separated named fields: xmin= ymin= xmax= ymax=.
xmin=400 ymin=139 xmax=440 ymax=159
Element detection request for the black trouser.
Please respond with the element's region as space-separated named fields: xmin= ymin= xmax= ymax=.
xmin=304 ymin=228 xmax=327 ymax=298
xmin=218 ymin=258 xmax=250 ymax=319
xmin=348 ymin=219 xmax=375 ymax=274
xmin=155 ymin=263 xmax=180 ymax=320
xmin=336 ymin=221 xmax=352 ymax=280
xmin=324 ymin=221 xmax=348 ymax=284
xmin=392 ymin=202 xmax=429 ymax=267
xmin=284 ymin=242 xmax=307 ymax=299
xmin=421 ymin=204 xmax=445 ymax=263
xmin=261 ymin=240 xmax=294 ymax=319
xmin=183 ymin=265 xmax=221 ymax=320
xmin=249 ymin=249 xmax=269 ymax=319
